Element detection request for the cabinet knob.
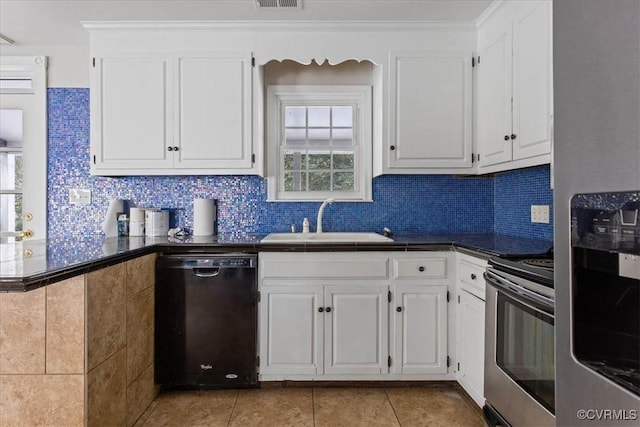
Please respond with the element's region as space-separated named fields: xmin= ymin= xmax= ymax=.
xmin=325 ymin=307 xmax=332 ymax=313
xmin=396 ymin=306 xmax=402 ymax=312
xmin=390 ymin=145 xmax=396 ymax=150
xmin=418 ymin=266 xmax=425 ymax=272
xmin=173 ymin=146 xmax=179 ymax=151
xmin=510 ymin=134 xmax=517 ymax=140
xmin=318 ymin=307 xmax=324 ymax=313
xmin=471 ymin=273 xmax=477 ymax=280
xmin=167 ymin=146 xmax=173 ymax=152
xmin=504 ymin=135 xmax=510 ymax=141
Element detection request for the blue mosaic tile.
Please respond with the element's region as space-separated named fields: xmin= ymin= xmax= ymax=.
xmin=46 ymin=88 xmax=549 ymax=239
xmin=494 ymin=165 xmax=554 ymax=240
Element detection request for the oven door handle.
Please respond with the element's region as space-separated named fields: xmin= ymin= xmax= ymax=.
xmin=485 ymin=270 xmax=555 ymax=316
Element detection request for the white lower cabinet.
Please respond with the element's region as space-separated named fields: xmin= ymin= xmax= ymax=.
xmin=455 ymin=253 xmax=488 ymax=407
xmin=391 ymin=285 xmax=448 ymax=375
xmin=258 ymin=252 xmax=453 ymax=381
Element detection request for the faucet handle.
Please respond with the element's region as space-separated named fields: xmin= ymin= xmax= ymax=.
xmin=291 ymin=224 xmax=296 ymax=233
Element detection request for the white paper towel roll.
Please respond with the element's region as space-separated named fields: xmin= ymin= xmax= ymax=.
xmin=102 ymin=199 xmax=124 ymax=237
xmin=129 ymin=207 xmax=146 ymax=236
xmin=193 ymin=198 xmax=216 ymax=236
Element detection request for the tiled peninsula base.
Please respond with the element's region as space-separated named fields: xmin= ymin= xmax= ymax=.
xmin=0 ymin=254 xmax=158 ymax=426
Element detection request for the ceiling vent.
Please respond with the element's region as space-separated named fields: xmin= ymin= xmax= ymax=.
xmin=255 ymin=0 xmax=302 ymax=9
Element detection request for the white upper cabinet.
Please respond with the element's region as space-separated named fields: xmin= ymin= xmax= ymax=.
xmin=92 ymin=54 xmax=174 ymax=171
xmin=174 ymin=53 xmax=253 ymax=170
xmin=91 ymin=51 xmax=254 ymax=175
xmin=388 ymin=51 xmax=473 ymax=170
xmin=476 ymin=0 xmax=553 ymax=173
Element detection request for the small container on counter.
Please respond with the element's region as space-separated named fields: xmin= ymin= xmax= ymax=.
xmin=117 ymin=214 xmax=129 ymax=237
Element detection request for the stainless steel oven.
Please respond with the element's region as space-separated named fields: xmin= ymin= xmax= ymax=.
xmin=484 ymin=257 xmax=555 ymax=427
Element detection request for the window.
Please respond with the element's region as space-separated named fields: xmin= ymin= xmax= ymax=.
xmin=267 ymin=85 xmax=372 ymax=201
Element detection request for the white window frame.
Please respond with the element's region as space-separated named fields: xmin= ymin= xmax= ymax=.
xmin=266 ymin=85 xmax=372 ymax=202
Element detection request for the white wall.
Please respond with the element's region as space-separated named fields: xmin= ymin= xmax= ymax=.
xmin=1 ymin=44 xmax=89 ymax=87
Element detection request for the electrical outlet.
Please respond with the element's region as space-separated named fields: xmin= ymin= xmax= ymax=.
xmin=531 ymin=205 xmax=550 ymax=224
xmin=69 ymin=188 xmax=91 ymax=205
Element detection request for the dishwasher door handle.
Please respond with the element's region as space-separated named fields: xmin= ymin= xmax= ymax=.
xmin=193 ymin=268 xmax=221 ymax=278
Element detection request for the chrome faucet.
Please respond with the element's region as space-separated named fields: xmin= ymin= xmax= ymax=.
xmin=316 ymin=198 xmax=335 ymax=233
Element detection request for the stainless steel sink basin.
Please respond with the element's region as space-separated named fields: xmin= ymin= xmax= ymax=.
xmin=260 ymin=232 xmax=393 ymax=244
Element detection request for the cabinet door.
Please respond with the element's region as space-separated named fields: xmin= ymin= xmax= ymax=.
xmin=457 ymin=288 xmax=485 ymax=407
xmin=324 ymin=285 xmax=388 ymax=375
xmin=477 ymin=26 xmax=513 ymax=167
xmin=388 ymin=51 xmax=472 ymax=169
xmin=91 ymin=54 xmax=173 ymax=170
xmin=174 ymin=52 xmax=253 ymax=170
xmin=392 ymin=285 xmax=448 ymax=374
xmin=259 ymin=285 xmax=323 ymax=376
xmin=512 ymin=0 xmax=552 ymax=161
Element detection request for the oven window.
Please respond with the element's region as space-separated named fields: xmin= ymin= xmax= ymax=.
xmin=497 ymin=293 xmax=555 ymax=414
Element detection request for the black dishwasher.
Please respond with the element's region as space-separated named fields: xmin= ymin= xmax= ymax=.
xmin=155 ymin=254 xmax=258 ymax=389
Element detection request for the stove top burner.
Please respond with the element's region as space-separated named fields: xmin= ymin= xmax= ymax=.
xmin=522 ymin=258 xmax=555 ymax=270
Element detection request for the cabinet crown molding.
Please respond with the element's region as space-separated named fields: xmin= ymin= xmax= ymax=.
xmin=82 ymin=20 xmax=476 ymax=33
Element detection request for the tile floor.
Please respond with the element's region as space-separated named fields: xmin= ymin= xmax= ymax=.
xmin=135 ymin=384 xmax=485 ymax=426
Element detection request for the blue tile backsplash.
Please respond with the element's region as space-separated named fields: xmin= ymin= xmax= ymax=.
xmin=46 ymin=88 xmax=552 ymax=240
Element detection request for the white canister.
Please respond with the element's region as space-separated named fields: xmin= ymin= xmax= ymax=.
xmin=129 ymin=207 xmax=146 ymax=237
xmin=145 ymin=209 xmax=169 ymax=237
xmin=193 ymin=198 xmax=217 ymax=236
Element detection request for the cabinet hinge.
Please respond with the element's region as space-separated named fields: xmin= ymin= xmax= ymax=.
xmin=457 ymin=362 xmax=460 ymax=371
xmin=388 ymin=356 xmax=392 ymax=368
xmin=251 ymin=153 xmax=256 ymax=164
xmin=92 ymin=57 xmax=95 ymax=68
xmin=256 ymin=291 xmax=261 ymax=303
xmin=93 ymin=155 xmax=96 ymax=165
xmin=252 ymin=57 xmax=255 ymax=67
xmin=447 ymin=290 xmax=450 ymax=302
xmin=447 ymin=356 xmax=451 ymax=368
xmin=388 ymin=290 xmax=392 ymax=303
xmin=478 ymin=153 xmax=481 ymax=162
xmin=458 ymin=294 xmax=461 ymax=304
xmin=257 ymin=355 xmax=260 ymax=367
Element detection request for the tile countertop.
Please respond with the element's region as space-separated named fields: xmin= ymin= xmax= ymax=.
xmin=0 ymin=233 xmax=553 ymax=292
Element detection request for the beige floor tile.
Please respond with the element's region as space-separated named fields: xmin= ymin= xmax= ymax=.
xmin=142 ymin=390 xmax=238 ymax=427
xmin=314 ymin=388 xmax=400 ymax=427
xmin=385 ymin=387 xmax=484 ymax=427
xmin=229 ymin=387 xmax=313 ymax=427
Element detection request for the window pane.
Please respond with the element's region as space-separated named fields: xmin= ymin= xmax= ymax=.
xmin=332 ymin=152 xmax=354 ymax=170
xmin=309 ymin=172 xmax=331 ymax=191
xmin=333 ymin=172 xmax=355 ymax=191
xmin=308 ymin=152 xmax=331 ymax=170
xmin=308 ymin=107 xmax=330 ymax=127
xmin=0 ymin=152 xmax=23 ymax=191
xmin=308 ymin=128 xmax=330 ymax=145
xmin=283 ymin=151 xmax=306 ymax=170
xmin=285 ymin=106 xmax=306 ymax=127
xmin=332 ymin=106 xmax=353 ymax=127
xmin=0 ymin=194 xmax=22 ymax=233
xmin=0 ymin=109 xmax=23 ymax=148
xmin=332 ymin=128 xmax=353 ymax=146
xmin=285 ymin=128 xmax=306 ymax=146
xmin=284 ymin=171 xmax=307 ymax=192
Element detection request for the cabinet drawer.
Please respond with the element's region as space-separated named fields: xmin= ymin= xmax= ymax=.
xmin=458 ymin=257 xmax=486 ymax=300
xmin=260 ymin=254 xmax=388 ymax=279
xmin=393 ymin=257 xmax=447 ymax=279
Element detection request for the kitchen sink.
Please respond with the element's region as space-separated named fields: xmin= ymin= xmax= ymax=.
xmin=260 ymin=232 xmax=393 ymax=244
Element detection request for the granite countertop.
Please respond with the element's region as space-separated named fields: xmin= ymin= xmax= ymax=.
xmin=0 ymin=233 xmax=553 ymax=292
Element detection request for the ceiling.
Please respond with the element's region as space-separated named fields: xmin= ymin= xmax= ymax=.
xmin=0 ymin=0 xmax=493 ymax=47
